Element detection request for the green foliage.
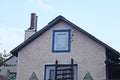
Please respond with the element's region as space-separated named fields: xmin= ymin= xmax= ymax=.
xmin=83 ymin=72 xmax=94 ymax=80
xmin=0 ymin=50 xmax=12 ymax=67
xmin=0 ymin=53 xmax=5 ymax=67
xmin=29 ymin=72 xmax=39 ymax=80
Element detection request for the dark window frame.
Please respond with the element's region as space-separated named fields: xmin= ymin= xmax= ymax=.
xmin=44 ymin=64 xmax=78 ymax=80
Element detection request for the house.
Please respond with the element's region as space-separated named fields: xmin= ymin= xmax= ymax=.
xmin=10 ymin=13 xmax=120 ymax=80
xmin=0 ymin=56 xmax=17 ymax=80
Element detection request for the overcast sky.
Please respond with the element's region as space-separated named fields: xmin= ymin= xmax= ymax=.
xmin=0 ymin=0 xmax=120 ymax=53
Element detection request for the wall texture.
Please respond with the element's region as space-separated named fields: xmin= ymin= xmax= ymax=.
xmin=17 ymin=21 xmax=106 ymax=80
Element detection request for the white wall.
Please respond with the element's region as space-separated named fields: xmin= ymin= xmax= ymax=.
xmin=24 ymin=30 xmax=36 ymax=40
xmin=17 ymin=21 xmax=106 ymax=80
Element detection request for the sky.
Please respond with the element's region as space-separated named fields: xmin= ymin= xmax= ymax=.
xmin=0 ymin=0 xmax=120 ymax=53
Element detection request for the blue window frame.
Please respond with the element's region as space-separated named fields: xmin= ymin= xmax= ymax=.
xmin=52 ymin=30 xmax=71 ymax=52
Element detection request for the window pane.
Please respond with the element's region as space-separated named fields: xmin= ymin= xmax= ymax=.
xmin=45 ymin=65 xmax=77 ymax=80
xmin=56 ymin=33 xmax=68 ymax=49
xmin=49 ymin=70 xmax=55 ymax=80
xmin=52 ymin=30 xmax=70 ymax=52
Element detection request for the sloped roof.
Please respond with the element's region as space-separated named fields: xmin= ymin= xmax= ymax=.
xmin=4 ymin=56 xmax=14 ymax=62
xmin=10 ymin=15 xmax=120 ymax=56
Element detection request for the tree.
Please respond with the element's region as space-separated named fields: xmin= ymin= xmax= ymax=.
xmin=2 ymin=50 xmax=11 ymax=59
xmin=0 ymin=50 xmax=16 ymax=80
xmin=0 ymin=53 xmax=5 ymax=67
xmin=0 ymin=50 xmax=11 ymax=67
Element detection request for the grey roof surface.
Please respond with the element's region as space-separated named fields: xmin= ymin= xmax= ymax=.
xmin=10 ymin=15 xmax=120 ymax=56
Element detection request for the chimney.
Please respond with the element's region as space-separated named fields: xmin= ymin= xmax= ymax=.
xmin=25 ymin=13 xmax=38 ymax=40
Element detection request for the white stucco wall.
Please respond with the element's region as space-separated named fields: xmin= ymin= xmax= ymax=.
xmin=24 ymin=30 xmax=36 ymax=40
xmin=17 ymin=21 xmax=106 ymax=80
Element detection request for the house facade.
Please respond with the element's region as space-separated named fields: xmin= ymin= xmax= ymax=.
xmin=11 ymin=13 xmax=120 ymax=80
xmin=0 ymin=56 xmax=17 ymax=80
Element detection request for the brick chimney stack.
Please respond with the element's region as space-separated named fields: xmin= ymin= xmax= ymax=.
xmin=25 ymin=13 xmax=38 ymax=40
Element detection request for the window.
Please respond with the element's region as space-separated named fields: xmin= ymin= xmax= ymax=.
xmin=52 ymin=30 xmax=71 ymax=52
xmin=7 ymin=72 xmax=16 ymax=80
xmin=45 ymin=65 xmax=77 ymax=80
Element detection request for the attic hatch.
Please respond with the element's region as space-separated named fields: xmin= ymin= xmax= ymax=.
xmin=29 ymin=72 xmax=39 ymax=80
xmin=83 ymin=72 xmax=93 ymax=80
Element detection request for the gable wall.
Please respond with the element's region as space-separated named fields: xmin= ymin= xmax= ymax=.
xmin=17 ymin=21 xmax=106 ymax=80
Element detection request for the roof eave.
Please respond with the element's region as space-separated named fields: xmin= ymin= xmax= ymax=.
xmin=10 ymin=16 xmax=64 ymax=56
xmin=10 ymin=15 xmax=120 ymax=57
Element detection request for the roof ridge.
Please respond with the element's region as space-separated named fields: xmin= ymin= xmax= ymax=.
xmin=48 ymin=15 xmax=65 ymax=24
xmin=10 ymin=15 xmax=120 ymax=56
